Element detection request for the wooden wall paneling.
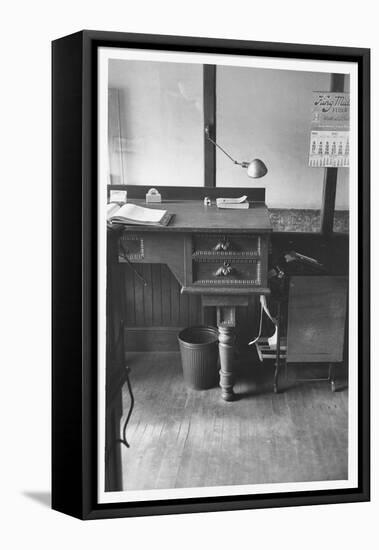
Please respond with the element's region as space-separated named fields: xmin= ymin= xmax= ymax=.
xmin=124 ymin=327 xmax=182 ymax=352
xmin=123 ymin=262 xmax=202 ymax=328
xmin=203 ymin=306 xmax=216 ymax=327
xmin=189 ymin=291 xmax=201 ymax=326
xmin=142 ymin=264 xmax=153 ymax=325
xmin=170 ymin=268 xmax=181 ymax=326
xmin=134 ymin=268 xmax=145 ymax=326
xmin=161 ymin=265 xmax=172 ymax=326
xmin=152 ymin=264 xmax=162 ymax=326
xmin=123 ymin=264 xmax=135 ymax=327
xmin=179 ymin=291 xmax=190 ymax=327
xmin=235 ymin=296 xmax=260 ymax=347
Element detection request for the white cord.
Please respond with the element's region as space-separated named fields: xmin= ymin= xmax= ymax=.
xmin=248 ymin=295 xmax=277 ymax=346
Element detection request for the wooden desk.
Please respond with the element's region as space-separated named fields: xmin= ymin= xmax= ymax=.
xmin=113 ymin=199 xmax=272 ymax=401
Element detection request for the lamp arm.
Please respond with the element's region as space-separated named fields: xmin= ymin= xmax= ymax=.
xmin=205 ymin=126 xmax=245 ymax=166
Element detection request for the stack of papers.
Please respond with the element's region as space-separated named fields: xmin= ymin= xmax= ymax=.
xmin=216 ymin=195 xmax=249 ymax=209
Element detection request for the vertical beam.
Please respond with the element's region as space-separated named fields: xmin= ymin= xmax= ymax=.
xmin=203 ymin=65 xmax=216 ymax=187
xmin=320 ymin=73 xmax=346 ymax=236
xmin=320 ymin=166 xmax=338 ymax=235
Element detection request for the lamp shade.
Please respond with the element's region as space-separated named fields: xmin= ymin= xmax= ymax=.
xmin=247 ymin=159 xmax=268 ymax=178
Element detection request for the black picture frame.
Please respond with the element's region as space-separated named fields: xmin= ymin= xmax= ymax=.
xmin=52 ymin=30 xmax=370 ymax=520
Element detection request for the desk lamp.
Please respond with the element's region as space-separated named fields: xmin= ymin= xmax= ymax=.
xmin=205 ymin=126 xmax=268 ymax=178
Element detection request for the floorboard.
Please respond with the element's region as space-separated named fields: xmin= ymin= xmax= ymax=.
xmin=118 ymin=352 xmax=348 ymax=491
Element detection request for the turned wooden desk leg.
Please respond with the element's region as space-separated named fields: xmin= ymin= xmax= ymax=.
xmin=217 ymin=307 xmax=236 ymax=401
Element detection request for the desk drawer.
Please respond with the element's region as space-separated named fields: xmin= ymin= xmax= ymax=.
xmin=192 ymin=234 xmax=261 ymax=257
xmin=193 ymin=258 xmax=261 ymax=285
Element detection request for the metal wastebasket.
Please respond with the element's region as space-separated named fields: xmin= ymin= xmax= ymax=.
xmin=178 ymin=326 xmax=219 ymax=390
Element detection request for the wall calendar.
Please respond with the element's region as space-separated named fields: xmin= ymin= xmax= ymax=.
xmin=309 ymin=92 xmax=350 ymax=167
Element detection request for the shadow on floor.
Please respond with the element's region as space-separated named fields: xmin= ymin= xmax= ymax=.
xmin=22 ymin=491 xmax=51 ymax=508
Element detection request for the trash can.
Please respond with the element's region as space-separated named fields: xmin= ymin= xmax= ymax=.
xmin=178 ymin=326 xmax=219 ymax=390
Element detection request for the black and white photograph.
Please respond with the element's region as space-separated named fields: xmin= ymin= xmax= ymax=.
xmin=96 ymin=43 xmax=364 ymax=506
xmin=3 ymin=0 xmax=377 ymax=544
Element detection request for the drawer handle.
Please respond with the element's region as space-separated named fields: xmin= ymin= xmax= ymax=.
xmin=214 ymin=261 xmax=235 ymax=277
xmin=214 ymin=239 xmax=231 ymax=252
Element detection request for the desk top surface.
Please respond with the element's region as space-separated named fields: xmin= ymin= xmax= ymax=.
xmin=119 ymin=201 xmax=272 ymax=233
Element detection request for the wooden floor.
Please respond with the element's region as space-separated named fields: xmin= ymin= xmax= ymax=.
xmin=119 ymin=352 xmax=348 ymax=491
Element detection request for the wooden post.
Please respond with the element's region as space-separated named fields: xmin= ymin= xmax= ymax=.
xmin=320 ymin=73 xmax=346 ymax=236
xmin=204 ymin=65 xmax=216 ymax=188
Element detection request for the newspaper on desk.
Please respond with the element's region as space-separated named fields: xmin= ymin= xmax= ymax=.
xmin=216 ymin=195 xmax=249 ymax=209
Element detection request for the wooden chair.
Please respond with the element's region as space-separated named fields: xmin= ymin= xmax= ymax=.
xmin=256 ymin=276 xmax=348 ymax=393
